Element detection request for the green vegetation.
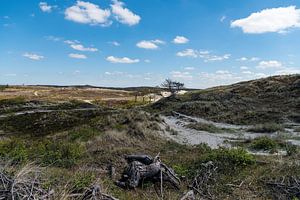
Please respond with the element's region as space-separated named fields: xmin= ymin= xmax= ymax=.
xmin=186 ymin=122 xmax=236 ymax=133
xmin=247 ymin=123 xmax=284 ymax=133
xmin=150 ymin=75 xmax=300 ymax=125
xmin=0 ymin=139 xmax=85 ymax=168
xmin=199 ymin=148 xmax=255 ymax=170
xmin=0 ymin=85 xmax=8 ymax=92
xmin=250 ymin=137 xmax=278 ymax=151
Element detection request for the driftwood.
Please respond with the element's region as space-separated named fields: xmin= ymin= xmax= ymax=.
xmin=0 ymin=165 xmax=53 ymax=200
xmin=264 ymin=176 xmax=300 ymax=199
xmin=81 ymin=184 xmax=119 ymax=200
xmin=188 ymin=161 xmax=218 ymax=200
xmin=115 ymin=154 xmax=180 ymax=190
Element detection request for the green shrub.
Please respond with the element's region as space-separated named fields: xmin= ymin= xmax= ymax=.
xmin=200 ymin=148 xmax=255 ymax=170
xmin=247 ymin=123 xmax=284 ymax=133
xmin=285 ymin=143 xmax=298 ymax=156
xmin=173 ymin=164 xmax=189 ymax=177
xmin=250 ymin=137 xmax=278 ymax=151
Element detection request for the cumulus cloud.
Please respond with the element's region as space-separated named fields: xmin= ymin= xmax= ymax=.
xmin=173 ymin=36 xmax=189 ymax=44
xmin=170 ymin=71 xmax=193 ymax=80
xmin=39 ymin=2 xmax=54 ymax=13
xmin=64 ymin=40 xmax=98 ymax=52
xmin=109 ymin=41 xmax=120 ymax=46
xmin=274 ymin=67 xmax=300 ymax=75
xmin=111 ymin=0 xmax=141 ymax=26
xmin=237 ymin=57 xmax=260 ymax=62
xmin=23 ymin=53 xmax=44 ymax=60
xmin=240 ymin=66 xmax=249 ymax=70
xmin=184 ymin=67 xmax=195 ymax=71
xmin=176 ymin=49 xmax=198 ymax=58
xmin=69 ymin=53 xmax=87 ymax=59
xmin=70 ymin=44 xmax=98 ymax=52
xmin=106 ymin=56 xmax=139 ymax=64
xmin=231 ymin=6 xmax=300 ymax=34
xmin=257 ymin=60 xmax=283 ymax=69
xmin=65 ymin=1 xmax=111 ymax=26
xmin=177 ymin=49 xmax=230 ymax=62
xmin=136 ymin=39 xmax=165 ymax=49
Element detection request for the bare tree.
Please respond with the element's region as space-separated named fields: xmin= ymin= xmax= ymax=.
xmin=161 ymin=79 xmax=184 ymax=96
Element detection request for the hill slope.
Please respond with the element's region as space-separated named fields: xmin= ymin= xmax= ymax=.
xmin=151 ymin=74 xmax=300 ymax=125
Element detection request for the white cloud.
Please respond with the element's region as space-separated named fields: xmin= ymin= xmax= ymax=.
xmin=170 ymin=71 xmax=193 ymax=80
xmin=144 ymin=59 xmax=151 ymax=63
xmin=109 ymin=41 xmax=120 ymax=46
xmin=220 ymin=16 xmax=226 ymax=22
xmin=176 ymin=49 xmax=230 ymax=62
xmin=274 ymin=67 xmax=300 ymax=75
xmin=216 ymin=70 xmax=230 ymax=75
xmin=65 ymin=1 xmax=111 ymax=26
xmin=106 ymin=56 xmax=139 ymax=64
xmin=70 ymin=44 xmax=98 ymax=52
xmin=173 ymin=36 xmax=189 ymax=44
xmin=136 ymin=40 xmax=165 ymax=49
xmin=240 ymin=66 xmax=249 ymax=70
xmin=237 ymin=57 xmax=260 ymax=62
xmin=242 ymin=70 xmax=253 ymax=74
xmin=203 ymin=54 xmax=231 ymax=62
xmin=64 ymin=40 xmax=79 ymax=45
xmin=23 ymin=53 xmax=44 ymax=60
xmin=39 ymin=2 xmax=53 ymax=13
xmin=111 ymin=0 xmax=140 ymax=26
xmin=45 ymin=35 xmax=61 ymax=42
xmin=237 ymin=57 xmax=248 ymax=61
xmin=257 ymin=60 xmax=283 ymax=69
xmin=231 ymin=6 xmax=300 ymax=34
xmin=176 ymin=49 xmax=198 ymax=58
xmin=184 ymin=67 xmax=195 ymax=71
xmin=69 ymin=53 xmax=87 ymax=59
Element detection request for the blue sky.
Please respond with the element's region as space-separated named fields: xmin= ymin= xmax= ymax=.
xmin=0 ymin=0 xmax=300 ymax=88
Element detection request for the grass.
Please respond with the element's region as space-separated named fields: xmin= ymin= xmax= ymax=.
xmin=247 ymin=123 xmax=284 ymax=133
xmin=0 ymin=138 xmax=85 ymax=168
xmin=186 ymin=122 xmax=236 ymax=133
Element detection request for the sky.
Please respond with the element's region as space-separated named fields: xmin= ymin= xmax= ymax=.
xmin=0 ymin=0 xmax=300 ymax=88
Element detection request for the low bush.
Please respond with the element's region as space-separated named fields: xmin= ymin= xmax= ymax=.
xmin=194 ymin=148 xmax=255 ymax=173
xmin=250 ymin=137 xmax=278 ymax=151
xmin=247 ymin=123 xmax=284 ymax=133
